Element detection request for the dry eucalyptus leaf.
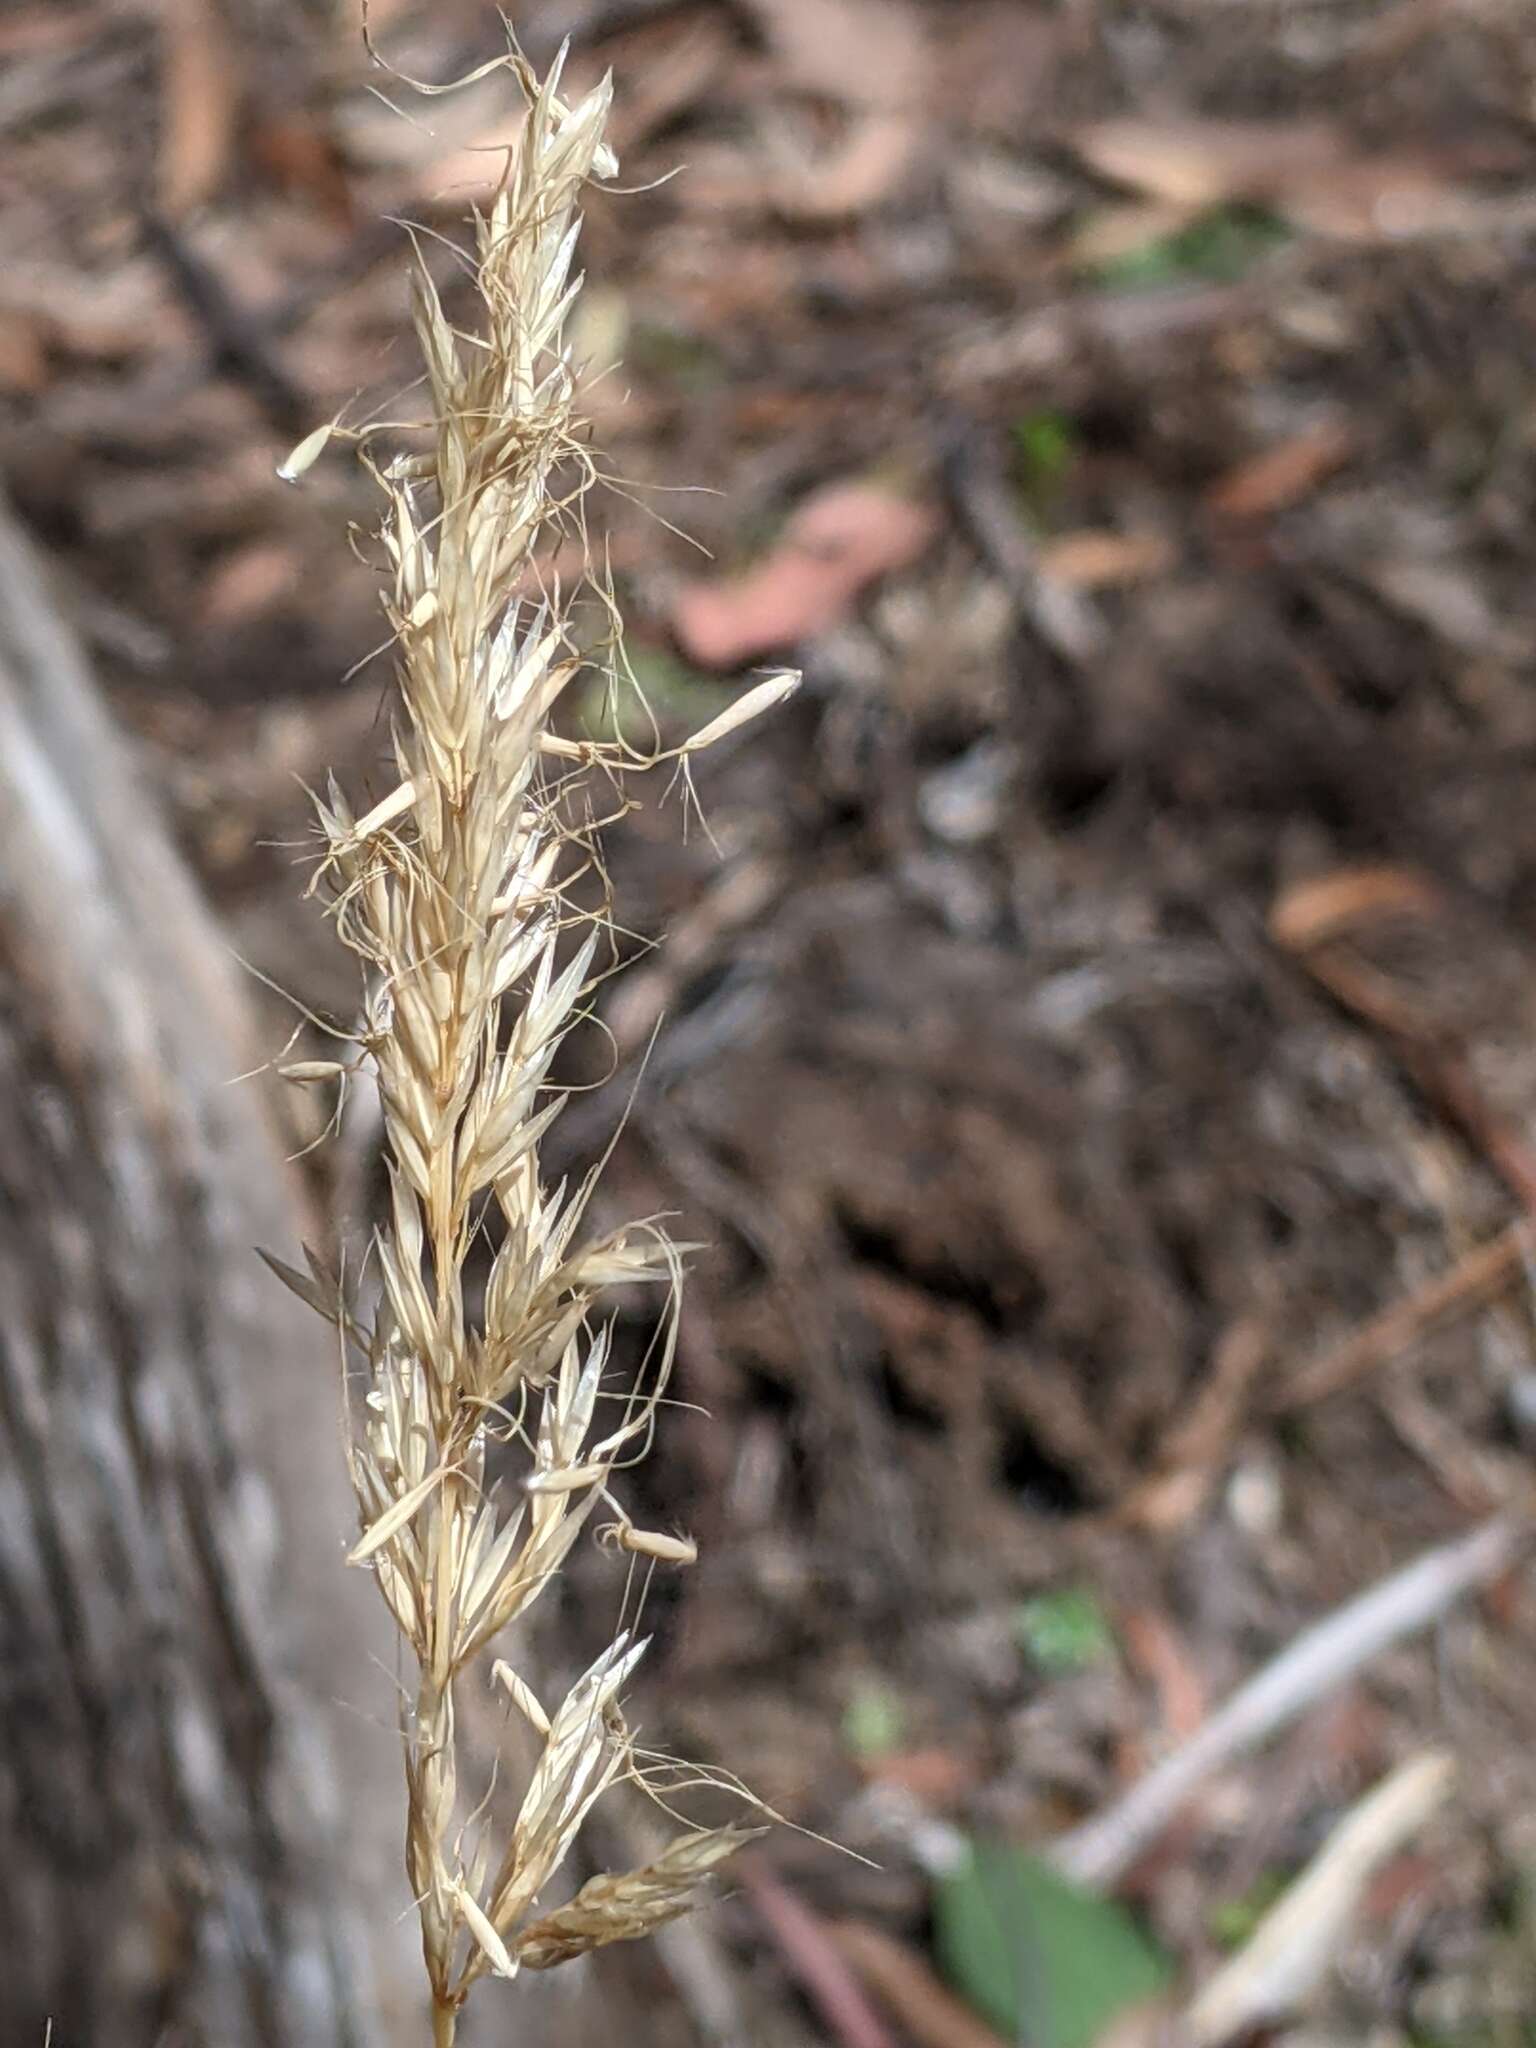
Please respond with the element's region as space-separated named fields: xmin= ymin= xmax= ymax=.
xmin=1280 ymin=152 xmax=1486 ymax=241
xmin=674 ymin=482 xmax=939 ymax=667
xmin=1071 ymin=116 xmax=1481 ymax=245
xmin=741 ymin=0 xmax=923 ymax=109
xmin=0 ymin=309 xmax=49 ymax=395
xmin=1206 ymin=419 xmax=1353 ymax=519
xmin=734 ymin=0 xmax=927 ymax=217
xmin=1071 ymin=116 xmax=1346 ymax=210
xmin=1269 ymin=866 xmax=1443 ymax=954
xmin=1038 ymin=530 xmax=1176 ymax=590
xmin=158 ymin=0 xmax=238 ymax=215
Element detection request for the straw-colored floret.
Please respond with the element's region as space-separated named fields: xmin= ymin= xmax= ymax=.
xmin=271 ymin=43 xmax=787 ymax=2046
xmin=514 ymin=1825 xmax=757 ymax=1969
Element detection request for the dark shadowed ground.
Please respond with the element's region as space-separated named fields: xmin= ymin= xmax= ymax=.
xmin=7 ymin=1 xmax=1536 ymax=2042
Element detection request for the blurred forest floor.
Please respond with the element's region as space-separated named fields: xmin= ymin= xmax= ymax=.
xmin=8 ymin=0 xmax=1536 ymax=2042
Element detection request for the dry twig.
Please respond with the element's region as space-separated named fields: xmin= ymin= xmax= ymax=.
xmin=1278 ymin=1221 xmax=1530 ymax=1411
xmin=1051 ymin=1516 xmax=1524 ymax=1891
xmin=1184 ymin=1751 xmax=1454 ymax=2045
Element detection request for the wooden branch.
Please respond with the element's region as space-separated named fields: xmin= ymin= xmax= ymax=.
xmin=0 ymin=494 xmax=414 ymax=2044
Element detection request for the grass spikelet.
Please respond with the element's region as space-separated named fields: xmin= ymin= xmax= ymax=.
xmin=513 ymin=1825 xmax=766 ymax=1969
xmin=274 ymin=41 xmax=788 ymax=2046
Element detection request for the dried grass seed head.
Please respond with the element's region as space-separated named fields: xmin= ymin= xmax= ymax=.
xmin=270 ymin=44 xmax=781 ymax=2039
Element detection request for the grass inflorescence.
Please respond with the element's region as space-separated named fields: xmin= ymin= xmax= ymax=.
xmin=269 ymin=41 xmax=789 ymax=2045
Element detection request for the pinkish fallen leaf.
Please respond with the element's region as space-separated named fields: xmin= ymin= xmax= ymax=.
xmin=741 ymin=0 xmax=922 ymax=110
xmin=1206 ymin=419 xmax=1354 ymax=518
xmin=772 ymin=111 xmax=922 ymax=221
xmin=730 ymin=0 xmax=927 ymax=218
xmin=1071 ymin=116 xmax=1347 ymax=209
xmin=200 ymin=541 xmax=300 ymax=629
xmin=0 ymin=310 xmax=49 ymax=395
xmin=1279 ymin=152 xmax=1486 ymax=242
xmin=674 ymin=483 xmax=939 ymax=668
xmin=158 ymin=0 xmax=239 ymax=216
xmin=1070 ymin=116 xmax=1486 ymax=246
xmin=1037 ymin=528 xmax=1176 ymax=589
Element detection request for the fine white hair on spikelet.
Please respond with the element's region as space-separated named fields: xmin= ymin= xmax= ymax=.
xmin=269 ymin=40 xmax=786 ymax=2048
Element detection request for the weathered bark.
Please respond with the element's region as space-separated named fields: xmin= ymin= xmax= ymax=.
xmin=0 ymin=496 xmax=415 ymax=2043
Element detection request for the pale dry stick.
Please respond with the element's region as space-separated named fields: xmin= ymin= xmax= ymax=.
xmin=1184 ymin=1750 xmax=1454 ymax=2046
xmin=271 ymin=44 xmax=785 ymax=2048
xmin=1051 ymin=1515 xmax=1525 ymax=1890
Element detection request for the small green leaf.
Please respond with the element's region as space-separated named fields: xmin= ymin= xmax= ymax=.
xmin=934 ymin=1841 xmax=1172 ymax=2048
xmin=580 ymin=644 xmax=728 ymax=745
xmin=1011 ymin=410 xmax=1079 ymax=502
xmin=1207 ymin=1869 xmax=1289 ymax=1951
xmin=1085 ymin=204 xmax=1290 ymax=290
xmin=1014 ymin=1587 xmax=1116 ymax=1676
xmin=842 ymin=1681 xmax=905 ymax=1761
xmin=627 ymin=321 xmax=726 ymax=392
